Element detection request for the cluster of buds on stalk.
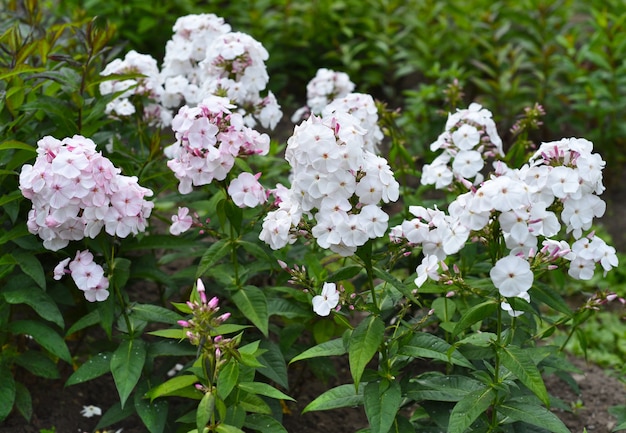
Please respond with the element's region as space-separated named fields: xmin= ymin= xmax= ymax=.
xmin=177 ymin=279 xmax=236 ymax=363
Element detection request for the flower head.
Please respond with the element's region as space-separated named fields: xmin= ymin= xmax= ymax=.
xmin=312 ymin=282 xmax=340 ymax=316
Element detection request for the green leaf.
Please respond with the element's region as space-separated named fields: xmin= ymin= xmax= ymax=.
xmin=498 ymin=400 xmax=570 ymax=433
xmin=66 ymin=309 xmax=101 ymax=337
xmin=66 ymin=352 xmax=112 ymax=386
xmin=499 ymin=345 xmax=549 ymax=407
xmin=406 ymin=374 xmax=484 ymax=402
xmin=349 ymin=316 xmax=385 ymax=389
xmin=448 ymin=386 xmax=495 ymax=433
xmin=373 ymin=267 xmax=416 ymax=299
xmin=14 ymin=381 xmax=32 ymax=422
xmin=111 ymin=338 xmax=146 ymax=408
xmin=8 ymin=320 xmax=71 ymax=363
xmin=0 ymin=366 xmax=16 ymax=422
xmin=12 ymin=250 xmax=45 ymax=289
xmin=232 ymin=286 xmax=268 ymax=337
xmin=0 ymin=139 xmax=36 ymax=152
xmin=238 ymin=382 xmax=294 ymax=402
xmin=217 ymin=360 xmax=239 ymax=400
xmin=302 ymin=383 xmax=365 ymax=413
xmin=2 ymin=285 xmax=64 ymax=328
xmin=257 ymin=340 xmax=288 ymax=389
xmin=147 ymin=328 xmax=186 ymax=339
xmin=95 ymin=401 xmax=136 ymax=430
xmin=244 ymin=413 xmax=288 ymax=433
xmin=197 ymin=390 xmax=215 ymax=432
xmin=131 ymin=304 xmax=181 ymax=325
xmin=530 ymin=284 xmax=572 ymax=316
xmin=14 ymin=350 xmax=60 ymax=379
xmin=290 ymin=338 xmax=347 ymax=364
xmin=134 ymin=382 xmax=168 ymax=433
xmin=216 ymin=424 xmax=246 ymax=433
xmin=399 ymin=332 xmax=473 ymax=369
xmin=364 ymin=379 xmax=402 ymax=433
xmin=238 ymin=392 xmax=272 ymax=414
xmin=145 ymin=374 xmax=201 ymax=402
xmin=452 ymin=300 xmax=498 ymax=338
xmin=195 ymin=239 xmax=230 ymax=279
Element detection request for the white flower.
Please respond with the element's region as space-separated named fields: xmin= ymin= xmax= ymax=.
xmin=490 ymin=255 xmax=534 ymax=297
xmin=414 ymin=255 xmax=440 ymax=288
xmin=312 ymin=282 xmax=340 ymax=316
xmin=80 ymin=405 xmax=102 ymax=418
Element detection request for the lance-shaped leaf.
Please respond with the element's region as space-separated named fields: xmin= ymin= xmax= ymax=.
xmin=399 ymin=332 xmax=473 ymax=369
xmin=499 ymin=345 xmax=549 ymax=407
xmin=196 ymin=239 xmax=230 ymax=279
xmin=452 ymin=300 xmax=498 ymax=338
xmin=364 ymin=379 xmax=402 ymax=433
xmin=349 ymin=316 xmax=385 ymax=389
xmin=448 ymin=385 xmax=495 ymax=433
xmin=302 ymin=383 xmax=365 ymax=413
xmin=232 ymin=286 xmax=268 ymax=337
xmin=289 ymin=338 xmax=347 ymax=364
xmin=498 ymin=400 xmax=570 ymax=433
xmin=111 ymin=338 xmax=146 ymax=408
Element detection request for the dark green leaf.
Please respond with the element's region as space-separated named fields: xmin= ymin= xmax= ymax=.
xmin=257 ymin=340 xmax=288 ymax=389
xmin=217 ymin=360 xmax=239 ymax=400
xmin=364 ymin=379 xmax=402 ymax=433
xmin=12 ymin=250 xmax=45 ymax=289
xmin=302 ymin=383 xmax=365 ymax=413
xmin=498 ymin=400 xmax=570 ymax=433
xmin=232 ymin=286 xmax=268 ymax=337
xmin=14 ymin=381 xmax=32 ymax=422
xmin=134 ymin=381 xmax=168 ymax=433
xmin=406 ymin=374 xmax=484 ymax=402
xmin=197 ymin=390 xmax=215 ymax=431
xmin=0 ymin=366 xmax=16 ymax=422
xmin=244 ymin=413 xmax=288 ymax=433
xmin=66 ymin=352 xmax=112 ymax=386
xmin=131 ymin=304 xmax=181 ymax=325
xmin=349 ymin=316 xmax=385 ymax=389
xmin=8 ymin=320 xmax=71 ymax=363
xmin=111 ymin=339 xmax=146 ymax=408
xmin=196 ymin=239 xmax=230 ymax=279
xmin=452 ymin=300 xmax=498 ymax=338
xmin=448 ymin=386 xmax=495 ymax=433
xmin=14 ymin=350 xmax=60 ymax=379
xmin=399 ymin=332 xmax=473 ymax=369
xmin=290 ymin=338 xmax=347 ymax=364
xmin=499 ymin=345 xmax=549 ymax=407
xmin=65 ymin=309 xmax=100 ymax=337
xmin=2 ymin=284 xmax=64 ymax=328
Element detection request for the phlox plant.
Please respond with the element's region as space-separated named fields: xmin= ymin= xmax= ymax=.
xmin=1 ymin=2 xmax=624 ymax=433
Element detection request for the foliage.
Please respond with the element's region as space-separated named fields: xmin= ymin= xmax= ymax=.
xmin=1 ymin=1 xmax=625 ymax=432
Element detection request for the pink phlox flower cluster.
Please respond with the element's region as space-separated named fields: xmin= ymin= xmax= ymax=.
xmin=227 ymin=172 xmax=267 ymax=208
xmin=164 ymin=95 xmax=270 ymax=196
xmin=54 ymin=250 xmax=109 ymax=302
xmin=260 ymin=113 xmax=399 ymax=256
xmin=422 ymin=103 xmax=504 ymax=189
xmin=291 ymin=68 xmax=356 ymax=122
xmin=99 ymin=50 xmax=172 ymax=127
xmin=322 ymin=93 xmax=383 ymax=154
xmin=19 ymin=135 xmax=154 ymax=251
xmin=160 ymin=15 xmax=282 ymax=130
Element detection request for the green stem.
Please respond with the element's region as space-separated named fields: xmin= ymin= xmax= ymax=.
xmin=491 ymin=297 xmax=503 ymax=429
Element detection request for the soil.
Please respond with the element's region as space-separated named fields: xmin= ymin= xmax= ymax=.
xmin=2 ymin=142 xmax=626 ymax=433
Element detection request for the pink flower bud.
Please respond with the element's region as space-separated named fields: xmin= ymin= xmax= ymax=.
xmin=178 ymin=320 xmax=190 ymax=328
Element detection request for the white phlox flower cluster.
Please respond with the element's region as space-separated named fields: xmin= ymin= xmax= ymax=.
xmin=161 ymin=15 xmax=282 ymax=129
xmin=260 ymin=112 xmax=400 ymax=256
xmin=392 ymin=121 xmax=617 ymax=316
xmin=19 ymin=135 xmax=154 ymax=252
xmin=54 ymin=250 xmax=109 ymax=302
xmin=164 ymin=95 xmax=270 ymax=199
xmin=99 ymin=50 xmax=172 ymax=127
xmin=322 ymin=93 xmax=383 ymax=154
xmin=291 ymin=68 xmax=356 ymax=122
xmin=422 ymin=103 xmax=504 ymax=189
